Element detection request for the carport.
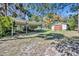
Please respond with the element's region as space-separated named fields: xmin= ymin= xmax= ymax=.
xmin=11 ymin=18 xmax=28 ymax=36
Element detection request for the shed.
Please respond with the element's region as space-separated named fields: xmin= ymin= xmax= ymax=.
xmin=11 ymin=17 xmax=28 ymax=36
xmin=51 ymin=23 xmax=67 ymax=31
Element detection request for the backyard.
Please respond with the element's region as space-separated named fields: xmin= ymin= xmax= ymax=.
xmin=0 ymin=3 xmax=79 ymax=56
xmin=0 ymin=30 xmax=79 ymax=56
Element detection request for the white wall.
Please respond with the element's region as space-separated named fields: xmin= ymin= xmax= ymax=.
xmin=62 ymin=24 xmax=67 ymax=30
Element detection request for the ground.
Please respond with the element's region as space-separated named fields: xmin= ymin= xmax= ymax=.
xmin=0 ymin=37 xmax=57 ymax=56
xmin=0 ymin=30 xmax=79 ymax=56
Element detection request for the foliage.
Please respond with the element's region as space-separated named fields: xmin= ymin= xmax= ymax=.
xmin=14 ymin=4 xmax=31 ymax=19
xmin=43 ymin=13 xmax=63 ymax=28
xmin=12 ymin=12 xmax=18 ymax=17
xmin=71 ymin=14 xmax=78 ymax=27
xmin=28 ymin=15 xmax=42 ymax=29
xmin=29 ymin=14 xmax=42 ymax=22
xmin=70 ymin=4 xmax=79 ymax=12
xmin=0 ymin=16 xmax=12 ymax=37
xmin=67 ymin=17 xmax=76 ymax=30
xmin=28 ymin=21 xmax=41 ymax=30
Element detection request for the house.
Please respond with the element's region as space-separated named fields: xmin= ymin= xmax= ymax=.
xmin=51 ymin=22 xmax=67 ymax=31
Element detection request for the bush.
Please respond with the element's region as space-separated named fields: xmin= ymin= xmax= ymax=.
xmin=0 ymin=16 xmax=12 ymax=38
xmin=29 ymin=15 xmax=42 ymax=22
xmin=67 ymin=17 xmax=76 ymax=30
xmin=28 ymin=21 xmax=41 ymax=30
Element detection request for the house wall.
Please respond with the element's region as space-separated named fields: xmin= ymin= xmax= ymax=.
xmin=51 ymin=24 xmax=67 ymax=31
xmin=62 ymin=24 xmax=67 ymax=30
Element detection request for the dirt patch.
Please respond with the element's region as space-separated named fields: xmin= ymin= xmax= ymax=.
xmin=0 ymin=31 xmax=79 ymax=56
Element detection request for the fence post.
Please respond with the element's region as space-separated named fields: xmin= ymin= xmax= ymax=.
xmin=11 ymin=20 xmax=14 ymax=36
xmin=26 ymin=21 xmax=28 ymax=34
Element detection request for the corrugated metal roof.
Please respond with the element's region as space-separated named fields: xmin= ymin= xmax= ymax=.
xmin=11 ymin=17 xmax=27 ymax=25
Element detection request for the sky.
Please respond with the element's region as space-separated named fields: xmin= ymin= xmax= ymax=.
xmin=7 ymin=3 xmax=78 ymax=19
xmin=58 ymin=4 xmax=77 ymax=18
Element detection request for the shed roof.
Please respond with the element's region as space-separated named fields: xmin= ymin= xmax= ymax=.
xmin=11 ymin=17 xmax=27 ymax=25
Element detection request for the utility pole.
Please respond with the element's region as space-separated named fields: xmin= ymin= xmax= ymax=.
xmin=25 ymin=16 xmax=29 ymax=34
xmin=78 ymin=9 xmax=79 ymax=32
xmin=4 ymin=3 xmax=8 ymax=16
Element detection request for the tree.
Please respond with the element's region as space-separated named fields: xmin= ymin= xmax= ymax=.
xmin=70 ymin=3 xmax=79 ymax=31
xmin=70 ymin=14 xmax=78 ymax=28
xmin=29 ymin=14 xmax=41 ymax=22
xmin=43 ymin=13 xmax=63 ymax=28
xmin=8 ymin=3 xmax=31 ymax=19
xmin=67 ymin=17 xmax=76 ymax=30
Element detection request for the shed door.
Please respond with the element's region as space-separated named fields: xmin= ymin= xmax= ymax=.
xmin=54 ymin=25 xmax=62 ymax=30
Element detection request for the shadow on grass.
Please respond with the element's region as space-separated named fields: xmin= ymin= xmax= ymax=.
xmin=28 ymin=29 xmax=48 ymax=33
xmin=47 ymin=33 xmax=64 ymax=39
xmin=37 ymin=33 xmax=68 ymax=40
xmin=71 ymin=36 xmax=79 ymax=40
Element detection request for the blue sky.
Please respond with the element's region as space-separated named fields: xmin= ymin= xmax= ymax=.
xmin=27 ymin=3 xmax=77 ymax=18
xmin=8 ymin=3 xmax=78 ymax=19
xmin=58 ymin=4 xmax=77 ymax=18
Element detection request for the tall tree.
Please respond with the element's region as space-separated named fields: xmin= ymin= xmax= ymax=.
xmin=70 ymin=3 xmax=79 ymax=31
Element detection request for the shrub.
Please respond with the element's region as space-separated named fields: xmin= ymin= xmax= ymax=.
xmin=67 ymin=17 xmax=76 ymax=30
xmin=28 ymin=21 xmax=41 ymax=30
xmin=0 ymin=16 xmax=12 ymax=38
